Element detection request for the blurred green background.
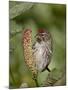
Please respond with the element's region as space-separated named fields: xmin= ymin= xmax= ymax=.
xmin=9 ymin=1 xmax=66 ymax=88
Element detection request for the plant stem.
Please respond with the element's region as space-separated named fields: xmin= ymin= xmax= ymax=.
xmin=32 ymin=75 xmax=39 ymax=87
xmin=34 ymin=78 xmax=39 ymax=87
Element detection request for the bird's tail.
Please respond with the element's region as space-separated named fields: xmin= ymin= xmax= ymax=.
xmin=42 ymin=66 xmax=51 ymax=72
xmin=46 ymin=67 xmax=51 ymax=72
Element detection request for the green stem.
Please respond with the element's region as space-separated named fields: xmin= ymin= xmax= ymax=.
xmin=32 ymin=75 xmax=39 ymax=87
xmin=34 ymin=78 xmax=39 ymax=87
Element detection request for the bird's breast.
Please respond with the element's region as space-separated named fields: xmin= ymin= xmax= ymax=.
xmin=33 ymin=42 xmax=48 ymax=71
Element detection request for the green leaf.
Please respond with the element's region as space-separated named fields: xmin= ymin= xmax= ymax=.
xmin=41 ymin=68 xmax=65 ymax=86
xmin=9 ymin=1 xmax=34 ymax=19
xmin=54 ymin=75 xmax=66 ymax=86
xmin=9 ymin=20 xmax=23 ymax=38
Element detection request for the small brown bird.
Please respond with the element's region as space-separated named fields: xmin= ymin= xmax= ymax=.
xmin=32 ymin=29 xmax=53 ymax=72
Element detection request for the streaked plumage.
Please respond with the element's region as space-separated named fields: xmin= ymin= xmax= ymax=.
xmin=32 ymin=29 xmax=53 ymax=72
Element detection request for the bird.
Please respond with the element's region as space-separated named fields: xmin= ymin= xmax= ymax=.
xmin=32 ymin=29 xmax=53 ymax=72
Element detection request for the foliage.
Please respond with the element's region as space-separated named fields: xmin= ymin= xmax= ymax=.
xmin=9 ymin=1 xmax=66 ymax=88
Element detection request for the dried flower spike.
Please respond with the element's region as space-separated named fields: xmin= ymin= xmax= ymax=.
xmin=23 ymin=29 xmax=37 ymax=75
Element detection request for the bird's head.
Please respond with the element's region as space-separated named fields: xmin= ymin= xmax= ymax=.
xmin=35 ymin=29 xmax=51 ymax=43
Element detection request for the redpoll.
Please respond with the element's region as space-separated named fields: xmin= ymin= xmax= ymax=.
xmin=32 ymin=29 xmax=53 ymax=72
